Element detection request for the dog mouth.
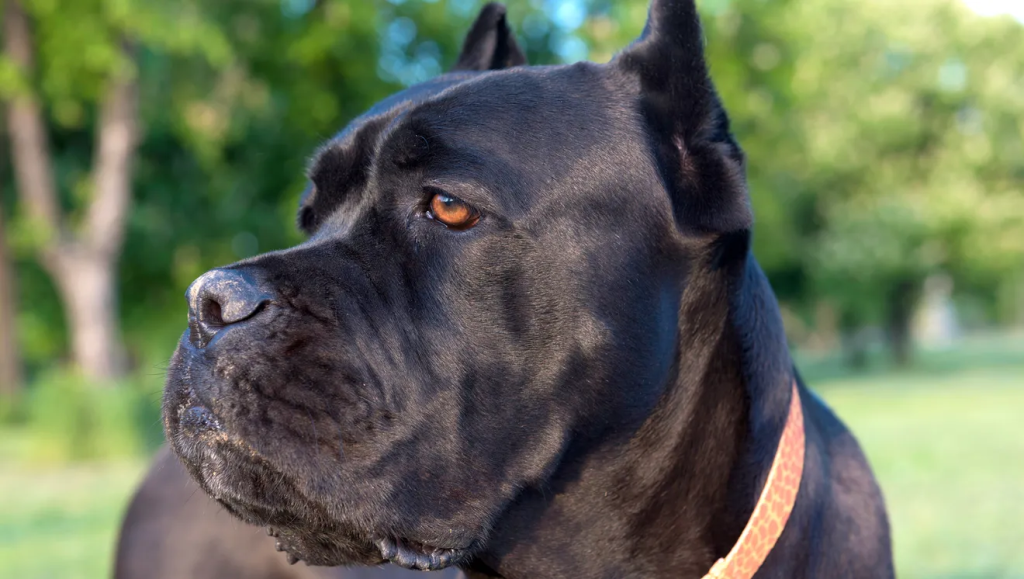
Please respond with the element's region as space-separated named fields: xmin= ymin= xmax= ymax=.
xmin=266 ymin=527 xmax=470 ymax=571
xmin=374 ymin=536 xmax=472 ymax=571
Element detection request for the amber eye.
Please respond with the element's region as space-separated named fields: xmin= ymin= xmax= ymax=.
xmin=427 ymin=191 xmax=480 ymax=230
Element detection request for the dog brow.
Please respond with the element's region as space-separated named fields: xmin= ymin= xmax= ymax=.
xmin=306 ymin=115 xmax=391 ymax=189
xmin=306 ymin=134 xmax=355 ymax=186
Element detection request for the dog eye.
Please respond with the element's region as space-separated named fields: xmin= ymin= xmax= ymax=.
xmin=426 ymin=191 xmax=480 ymax=230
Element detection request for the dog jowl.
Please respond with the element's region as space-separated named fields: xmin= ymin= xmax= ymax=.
xmin=163 ymin=1 xmax=894 ymax=577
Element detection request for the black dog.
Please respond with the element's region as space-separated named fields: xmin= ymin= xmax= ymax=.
xmin=162 ymin=1 xmax=894 ymax=577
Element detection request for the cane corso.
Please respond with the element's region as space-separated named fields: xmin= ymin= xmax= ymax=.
xmin=160 ymin=1 xmax=894 ymax=577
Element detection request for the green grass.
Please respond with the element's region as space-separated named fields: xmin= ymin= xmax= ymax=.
xmin=0 ymin=462 xmax=145 ymax=579
xmin=1 ymin=334 xmax=1022 ymax=578
xmin=818 ymin=370 xmax=1024 ymax=578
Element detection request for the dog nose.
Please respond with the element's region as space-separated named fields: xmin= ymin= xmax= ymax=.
xmin=186 ymin=268 xmax=272 ymax=348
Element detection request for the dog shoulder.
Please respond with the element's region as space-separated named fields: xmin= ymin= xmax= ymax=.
xmin=801 ymin=390 xmax=896 ymax=578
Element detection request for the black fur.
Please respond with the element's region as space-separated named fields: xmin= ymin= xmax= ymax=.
xmin=163 ymin=1 xmax=894 ymax=577
xmin=115 ymin=447 xmax=463 ymax=579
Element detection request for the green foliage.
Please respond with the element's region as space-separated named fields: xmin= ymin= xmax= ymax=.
xmin=785 ymin=0 xmax=1024 ymax=327
xmin=2 ymin=0 xmax=1023 ymax=382
xmin=9 ymin=369 xmax=162 ymax=462
xmin=18 ymin=0 xmax=230 ymax=120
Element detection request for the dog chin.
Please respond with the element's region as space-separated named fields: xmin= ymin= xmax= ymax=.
xmin=164 ymin=391 xmax=371 ymax=566
xmin=166 ymin=386 xmax=475 ymax=571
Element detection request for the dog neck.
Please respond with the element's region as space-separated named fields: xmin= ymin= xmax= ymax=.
xmin=473 ymin=249 xmax=795 ymax=579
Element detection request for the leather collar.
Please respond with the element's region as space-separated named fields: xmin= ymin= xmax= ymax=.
xmin=703 ymin=381 xmax=806 ymax=579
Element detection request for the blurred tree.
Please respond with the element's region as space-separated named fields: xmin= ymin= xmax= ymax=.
xmin=0 ymin=197 xmax=21 ymax=398
xmin=790 ymin=0 xmax=1024 ymax=364
xmin=3 ymin=0 xmax=137 ymax=380
xmin=1 ymin=0 xmax=230 ymax=382
xmin=0 ymin=113 xmax=20 ymax=400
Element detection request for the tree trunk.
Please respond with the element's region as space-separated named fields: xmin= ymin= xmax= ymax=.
xmin=841 ymin=327 xmax=869 ymax=370
xmin=63 ymin=66 xmax=139 ymax=381
xmin=3 ymin=0 xmax=62 ymax=254
xmin=838 ymin=308 xmax=869 ymax=370
xmin=53 ymin=251 xmax=126 ymax=380
xmin=0 ymin=203 xmax=23 ymax=398
xmin=3 ymin=0 xmax=137 ymax=382
xmin=85 ymin=65 xmax=138 ymax=261
xmin=886 ymin=279 xmax=918 ymax=367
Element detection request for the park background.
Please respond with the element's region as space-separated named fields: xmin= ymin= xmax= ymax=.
xmin=0 ymin=0 xmax=1022 ymax=577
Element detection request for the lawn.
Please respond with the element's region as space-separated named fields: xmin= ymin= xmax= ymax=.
xmin=2 ymin=335 xmax=1023 ymax=578
xmin=815 ymin=369 xmax=1024 ymax=578
xmin=0 ymin=461 xmax=145 ymax=579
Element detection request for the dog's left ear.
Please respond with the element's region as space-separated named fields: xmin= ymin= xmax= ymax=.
xmin=452 ymin=3 xmax=528 ymax=71
xmin=617 ymin=0 xmax=752 ymax=235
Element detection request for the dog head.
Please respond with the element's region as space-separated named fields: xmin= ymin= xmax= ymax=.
xmin=163 ymin=0 xmax=751 ymax=570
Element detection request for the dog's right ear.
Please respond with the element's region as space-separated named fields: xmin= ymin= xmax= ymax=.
xmin=451 ymin=3 xmax=527 ymax=71
xmin=616 ymin=0 xmax=752 ymax=236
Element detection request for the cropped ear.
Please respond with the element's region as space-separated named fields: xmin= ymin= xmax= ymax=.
xmin=617 ymin=0 xmax=752 ymax=235
xmin=452 ymin=3 xmax=527 ymax=71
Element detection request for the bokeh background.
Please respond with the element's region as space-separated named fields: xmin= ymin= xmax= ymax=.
xmin=1 ymin=0 xmax=1022 ymax=577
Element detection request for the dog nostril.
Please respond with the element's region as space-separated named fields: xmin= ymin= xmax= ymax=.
xmin=186 ymin=268 xmax=273 ymax=347
xmin=201 ymin=298 xmax=225 ymax=329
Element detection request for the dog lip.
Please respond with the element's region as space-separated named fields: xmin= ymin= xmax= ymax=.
xmin=267 ymin=526 xmax=388 ymax=568
xmin=176 ymin=386 xmax=222 ymax=433
xmin=374 ymin=536 xmax=471 ymax=571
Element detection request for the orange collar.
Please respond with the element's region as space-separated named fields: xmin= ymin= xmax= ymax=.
xmin=703 ymin=381 xmax=805 ymax=579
